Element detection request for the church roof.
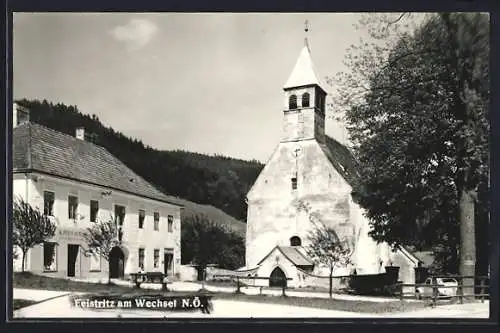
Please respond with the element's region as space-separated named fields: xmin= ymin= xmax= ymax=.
xmin=13 ymin=122 xmax=183 ymax=206
xmin=283 ymin=44 xmax=325 ymax=91
xmin=321 ymin=135 xmax=362 ymax=188
xmin=257 ymin=245 xmax=314 ymax=267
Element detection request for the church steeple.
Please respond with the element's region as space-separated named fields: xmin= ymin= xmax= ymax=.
xmin=283 ymin=21 xmax=326 ymax=92
xmin=281 ymin=21 xmax=326 ymax=144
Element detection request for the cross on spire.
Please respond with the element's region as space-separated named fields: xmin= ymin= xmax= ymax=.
xmin=304 ymin=20 xmax=310 ymax=49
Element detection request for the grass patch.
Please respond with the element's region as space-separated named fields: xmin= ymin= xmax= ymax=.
xmin=13 ymin=273 xmax=426 ymax=314
xmin=13 ymin=272 xmax=190 ymax=297
xmin=13 ymin=299 xmax=38 ymax=310
xmin=210 ymin=292 xmax=427 ymax=314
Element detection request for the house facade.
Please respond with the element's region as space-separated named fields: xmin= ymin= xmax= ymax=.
xmin=12 ymin=105 xmax=183 ymax=280
xmin=244 ymin=40 xmax=416 ymax=288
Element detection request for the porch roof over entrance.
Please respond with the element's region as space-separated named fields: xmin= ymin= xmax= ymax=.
xmin=257 ymin=246 xmax=314 ymax=267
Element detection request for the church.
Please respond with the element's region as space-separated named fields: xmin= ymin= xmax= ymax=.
xmin=242 ymin=36 xmax=420 ymax=289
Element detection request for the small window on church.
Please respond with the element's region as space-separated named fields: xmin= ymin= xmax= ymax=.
xmin=290 ymin=236 xmax=301 ymax=246
xmin=289 ymin=95 xmax=297 ymax=109
xmin=291 ymin=177 xmax=297 ymax=190
xmin=302 ymin=93 xmax=310 ymax=107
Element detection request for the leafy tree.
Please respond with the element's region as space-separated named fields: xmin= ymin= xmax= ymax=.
xmin=306 ymin=223 xmax=352 ymax=298
xmin=331 ymin=13 xmax=489 ymax=286
xmin=83 ymin=216 xmax=119 ymax=283
xmin=12 ymin=196 xmax=57 ymax=272
xmin=181 ymin=214 xmax=245 ymax=277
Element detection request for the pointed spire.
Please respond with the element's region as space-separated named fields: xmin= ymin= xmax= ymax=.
xmin=284 ymin=45 xmax=324 ymax=90
xmin=284 ymin=20 xmax=324 ymax=90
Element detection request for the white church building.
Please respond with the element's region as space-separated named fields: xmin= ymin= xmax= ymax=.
xmin=241 ymin=37 xmax=422 ymax=289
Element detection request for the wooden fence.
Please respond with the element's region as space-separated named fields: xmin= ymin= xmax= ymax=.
xmin=212 ymin=274 xmax=489 ymax=306
xmin=397 ymin=275 xmax=489 ymax=307
xmin=212 ymin=274 xmax=292 ymax=296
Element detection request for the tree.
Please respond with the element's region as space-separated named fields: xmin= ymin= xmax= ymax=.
xmin=331 ymin=13 xmax=489 ymax=285
xmin=181 ymin=214 xmax=245 ymax=278
xmin=12 ymin=196 xmax=57 ymax=272
xmin=306 ymin=223 xmax=352 ymax=298
xmin=83 ymin=216 xmax=118 ymax=283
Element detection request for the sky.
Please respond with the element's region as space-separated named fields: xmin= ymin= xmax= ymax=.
xmin=13 ymin=13 xmax=376 ymax=162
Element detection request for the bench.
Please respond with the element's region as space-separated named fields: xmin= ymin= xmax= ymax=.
xmin=130 ymin=272 xmax=169 ymax=290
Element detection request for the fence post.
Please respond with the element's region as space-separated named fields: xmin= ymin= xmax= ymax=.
xmin=458 ymin=276 xmax=464 ymax=304
xmin=432 ymin=277 xmax=437 ymax=308
xmin=399 ymin=283 xmax=403 ymax=302
xmin=235 ymin=276 xmax=241 ymax=294
xmin=480 ymin=278 xmax=485 ymax=303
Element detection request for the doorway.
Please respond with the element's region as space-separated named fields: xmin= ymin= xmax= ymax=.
xmin=67 ymin=244 xmax=79 ymax=277
xmin=109 ymin=246 xmax=125 ymax=278
xmin=164 ymin=250 xmax=174 ymax=277
xmin=269 ymin=267 xmax=287 ymax=288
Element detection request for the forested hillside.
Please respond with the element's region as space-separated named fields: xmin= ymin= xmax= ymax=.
xmin=15 ymin=99 xmax=263 ymax=229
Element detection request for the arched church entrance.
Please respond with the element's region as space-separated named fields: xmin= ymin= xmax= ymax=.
xmin=109 ymin=246 xmax=125 ymax=279
xmin=269 ymin=267 xmax=287 ymax=288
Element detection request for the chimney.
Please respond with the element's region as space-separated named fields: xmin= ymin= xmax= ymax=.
xmin=13 ymin=103 xmax=30 ymax=128
xmin=75 ymin=127 xmax=85 ymax=140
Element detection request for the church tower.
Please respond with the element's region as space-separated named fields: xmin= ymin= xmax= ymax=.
xmin=282 ymin=38 xmax=327 ymax=144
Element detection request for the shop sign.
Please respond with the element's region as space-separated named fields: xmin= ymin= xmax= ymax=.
xmin=57 ymin=228 xmax=88 ymax=242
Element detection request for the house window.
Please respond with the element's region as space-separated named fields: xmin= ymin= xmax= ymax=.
xmin=43 ymin=191 xmax=55 ymax=216
xmin=43 ymin=242 xmax=57 ymax=271
xmin=289 ymin=95 xmax=297 ymax=109
xmin=154 ymin=212 xmax=160 ymax=231
xmin=114 ymin=205 xmax=126 ymax=227
xmin=89 ymin=251 xmax=101 ymax=271
xmin=167 ymin=215 xmax=173 ymax=233
xmin=138 ymin=248 xmax=145 ymax=270
xmin=68 ymin=195 xmax=78 ymax=220
xmin=290 ymin=236 xmax=302 ymax=246
xmin=153 ymin=249 xmax=160 ymax=268
xmin=302 ymin=93 xmax=310 ymax=107
xmin=138 ymin=209 xmax=145 ymax=229
xmin=291 ymin=177 xmax=297 ymax=190
xmin=90 ymin=200 xmax=99 ymax=223
xmin=115 ymin=205 xmax=126 ymax=242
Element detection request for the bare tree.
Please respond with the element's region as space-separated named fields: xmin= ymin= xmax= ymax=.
xmin=305 ymin=223 xmax=352 ymax=298
xmin=12 ymin=196 xmax=57 ymax=273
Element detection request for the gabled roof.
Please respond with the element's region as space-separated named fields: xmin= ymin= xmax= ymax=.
xmin=396 ymin=246 xmax=434 ymax=267
xmin=283 ymin=45 xmax=325 ymax=91
xmin=257 ymin=245 xmax=314 ymax=267
xmin=13 ymin=122 xmax=183 ymax=207
xmin=321 ymin=135 xmax=361 ymax=188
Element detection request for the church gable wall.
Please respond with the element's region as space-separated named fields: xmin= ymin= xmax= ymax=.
xmin=246 ymin=140 xmax=356 ymax=268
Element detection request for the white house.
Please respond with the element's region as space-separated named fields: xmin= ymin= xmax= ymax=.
xmin=12 ymin=103 xmax=183 ymax=280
